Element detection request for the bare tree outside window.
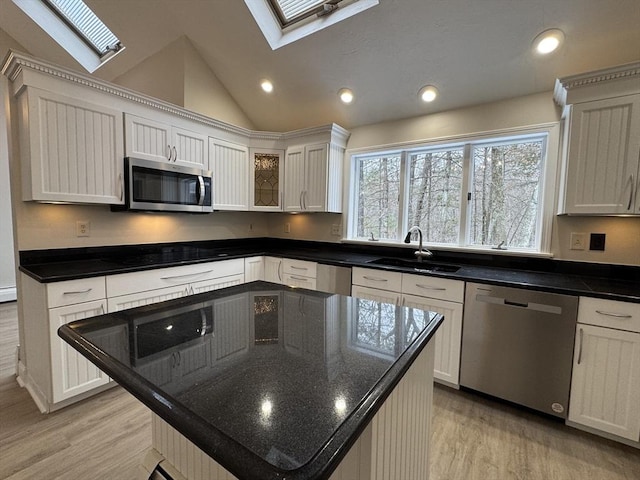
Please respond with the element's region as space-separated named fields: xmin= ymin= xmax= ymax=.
xmin=356 ymin=155 xmax=400 ymax=240
xmin=470 ymin=140 xmax=543 ymax=248
xmin=408 ymin=148 xmax=463 ymax=244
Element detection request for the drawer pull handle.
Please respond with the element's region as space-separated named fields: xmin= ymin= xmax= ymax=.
xmin=577 ymin=328 xmax=584 ymax=365
xmin=363 ymin=276 xmax=387 ymax=282
xmin=291 ymin=266 xmax=308 ymax=270
xmin=595 ymin=310 xmax=632 ymax=319
xmin=415 ymin=284 xmax=446 ymax=291
xmin=161 ymin=270 xmax=213 ymax=280
xmin=63 ymin=288 xmax=93 ymax=295
xmin=290 ymin=275 xmax=308 ymax=281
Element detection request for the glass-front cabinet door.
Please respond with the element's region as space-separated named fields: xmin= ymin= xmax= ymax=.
xmin=250 ymin=148 xmax=284 ymax=211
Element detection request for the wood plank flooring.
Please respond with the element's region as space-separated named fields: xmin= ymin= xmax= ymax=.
xmin=1 ymin=301 xmax=638 ymax=479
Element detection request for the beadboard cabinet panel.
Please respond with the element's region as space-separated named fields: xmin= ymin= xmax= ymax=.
xmin=19 ymin=88 xmax=124 ymax=204
xmin=210 ymin=138 xmax=249 ymax=210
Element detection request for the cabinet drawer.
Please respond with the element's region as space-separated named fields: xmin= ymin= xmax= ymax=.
xmin=106 ymin=259 xmax=244 ymax=297
xmin=282 ymin=259 xmax=317 ymax=278
xmin=352 ymin=267 xmax=402 ymax=292
xmin=47 ymin=277 xmax=106 ymax=308
xmin=578 ymin=297 xmax=640 ymax=333
xmin=282 ymin=273 xmax=316 ymax=290
xmin=401 ymin=274 xmax=464 ymax=303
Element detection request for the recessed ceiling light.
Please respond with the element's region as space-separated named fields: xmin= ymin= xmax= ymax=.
xmin=260 ymin=79 xmax=274 ymax=93
xmin=338 ymin=88 xmax=354 ymax=104
xmin=418 ymin=85 xmax=438 ymax=103
xmin=532 ymin=28 xmax=565 ymax=55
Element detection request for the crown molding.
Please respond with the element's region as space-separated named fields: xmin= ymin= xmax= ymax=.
xmin=553 ymin=61 xmax=640 ymax=106
xmin=1 ymin=50 xmax=349 ymax=145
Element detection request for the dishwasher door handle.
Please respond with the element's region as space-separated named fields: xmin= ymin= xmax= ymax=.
xmin=476 ymin=294 xmax=563 ymax=315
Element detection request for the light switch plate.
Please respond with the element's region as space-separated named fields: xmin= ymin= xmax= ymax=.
xmin=570 ymin=232 xmax=586 ymax=250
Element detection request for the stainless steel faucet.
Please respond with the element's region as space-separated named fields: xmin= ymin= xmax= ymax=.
xmin=404 ymin=226 xmax=433 ymax=261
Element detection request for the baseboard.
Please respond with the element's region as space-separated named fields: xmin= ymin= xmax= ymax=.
xmin=0 ymin=286 xmax=17 ymax=303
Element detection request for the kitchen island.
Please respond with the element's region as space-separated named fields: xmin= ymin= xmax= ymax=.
xmin=58 ymin=282 xmax=443 ymax=480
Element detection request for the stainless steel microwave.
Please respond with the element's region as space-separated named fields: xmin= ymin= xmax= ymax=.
xmin=113 ymin=157 xmax=213 ymax=213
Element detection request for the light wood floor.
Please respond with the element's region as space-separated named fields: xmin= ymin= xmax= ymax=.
xmin=1 ymin=301 xmax=638 ymax=479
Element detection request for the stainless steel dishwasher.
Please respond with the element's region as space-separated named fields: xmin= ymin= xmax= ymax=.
xmin=460 ymin=283 xmax=578 ymax=418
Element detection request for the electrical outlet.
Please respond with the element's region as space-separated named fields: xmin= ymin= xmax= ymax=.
xmin=589 ymin=233 xmax=606 ymax=251
xmin=570 ymin=232 xmax=586 ymax=250
xmin=76 ymin=220 xmax=90 ymax=237
xmin=331 ymin=224 xmax=342 ymax=236
xmin=284 ymin=223 xmax=291 ymax=233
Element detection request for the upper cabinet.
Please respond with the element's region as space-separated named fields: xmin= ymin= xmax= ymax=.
xmin=284 ymin=141 xmax=345 ymax=213
xmin=124 ymin=114 xmax=209 ymax=170
xmin=16 ymin=87 xmax=125 ymax=205
xmin=555 ymin=62 xmax=640 ymax=215
xmin=209 ymin=138 xmax=249 ymax=210
xmin=250 ymin=148 xmax=284 ymax=211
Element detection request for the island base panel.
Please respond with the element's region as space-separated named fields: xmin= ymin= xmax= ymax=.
xmin=144 ymin=341 xmax=435 ymax=480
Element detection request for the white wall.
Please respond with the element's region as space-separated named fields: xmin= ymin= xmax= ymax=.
xmin=0 ymin=76 xmax=16 ymax=301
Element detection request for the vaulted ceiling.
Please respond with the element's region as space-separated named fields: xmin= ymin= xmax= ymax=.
xmin=1 ymin=0 xmax=639 ymax=131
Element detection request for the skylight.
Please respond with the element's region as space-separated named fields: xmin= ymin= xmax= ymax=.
xmin=245 ymin=0 xmax=378 ymax=50
xmin=13 ymin=0 xmax=124 ymax=73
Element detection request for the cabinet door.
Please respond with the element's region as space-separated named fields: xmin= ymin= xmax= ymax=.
xmin=563 ymin=95 xmax=640 ymax=214
xmin=250 ymin=148 xmax=284 ymax=211
xmin=244 ymin=256 xmax=265 ymax=282
xmin=124 ymin=113 xmax=171 ymax=163
xmin=210 ymin=138 xmax=249 ymax=210
xmin=403 ymin=293 xmax=463 ymax=387
xmin=303 ymin=143 xmax=329 ymax=211
xmin=49 ymin=300 xmax=109 ymax=402
xmin=284 ymin=146 xmax=305 ymax=211
xmin=172 ymin=126 xmax=207 ymax=169
xmin=107 ymin=285 xmax=187 ymax=312
xmin=568 ymin=324 xmax=640 ymax=441
xmin=264 ymin=257 xmax=283 ymax=284
xmin=23 ymin=88 xmax=124 ymax=204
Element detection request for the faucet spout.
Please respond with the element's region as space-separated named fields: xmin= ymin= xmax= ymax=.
xmin=404 ymin=226 xmax=433 ymax=260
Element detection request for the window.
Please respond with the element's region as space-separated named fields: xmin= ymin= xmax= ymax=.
xmin=244 ymin=0 xmax=379 ymax=50
xmin=350 ymin=133 xmax=550 ymax=252
xmin=13 ymin=0 xmax=123 ymax=73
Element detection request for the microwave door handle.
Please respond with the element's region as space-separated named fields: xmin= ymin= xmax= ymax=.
xmin=197 ymin=176 xmax=205 ymax=205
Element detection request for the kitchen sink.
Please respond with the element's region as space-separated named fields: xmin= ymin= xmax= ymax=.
xmin=367 ymin=257 xmax=460 ymax=273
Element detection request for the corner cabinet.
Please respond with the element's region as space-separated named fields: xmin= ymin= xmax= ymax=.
xmin=16 ymin=87 xmax=125 ymax=204
xmin=568 ymin=297 xmax=640 ymax=443
xmin=555 ymin=63 xmax=640 ymax=215
xmin=284 ymin=142 xmax=344 ymax=213
xmin=124 ymin=113 xmax=208 ymax=169
xmin=250 ymin=148 xmax=284 ymax=211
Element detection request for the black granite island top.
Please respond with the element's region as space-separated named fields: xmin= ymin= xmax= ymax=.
xmin=58 ymin=282 xmax=444 ymax=480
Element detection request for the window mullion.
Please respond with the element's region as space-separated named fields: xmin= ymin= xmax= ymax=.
xmin=398 ymin=150 xmax=410 ymax=241
xmin=458 ymin=143 xmax=472 ymax=246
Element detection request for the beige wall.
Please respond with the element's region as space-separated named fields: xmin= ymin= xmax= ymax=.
xmin=114 ymin=36 xmax=254 ymax=130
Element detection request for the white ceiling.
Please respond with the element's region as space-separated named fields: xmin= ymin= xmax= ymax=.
xmin=1 ymin=0 xmax=639 ymax=131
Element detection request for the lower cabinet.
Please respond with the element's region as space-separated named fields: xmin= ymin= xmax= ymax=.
xmin=49 ymin=299 xmax=110 ymax=402
xmin=264 ymin=256 xmax=283 ymax=283
xmin=568 ymin=297 xmax=640 ymax=443
xmin=244 ymin=256 xmax=265 ymax=282
xmin=264 ymin=257 xmax=317 ymax=290
xmin=351 ymin=267 xmax=464 ymax=387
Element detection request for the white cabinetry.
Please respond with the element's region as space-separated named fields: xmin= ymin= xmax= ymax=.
xmin=562 ymin=95 xmax=640 ymax=214
xmin=16 ymin=87 xmax=124 ymax=204
xmin=264 ymin=256 xmax=283 ymax=283
xmin=124 ymin=113 xmax=208 ymax=169
xmin=244 ymin=256 xmax=265 ymax=282
xmin=263 ymin=257 xmax=317 ymax=290
xmin=568 ymin=297 xmax=640 ymax=443
xmin=209 ymin=138 xmax=249 ymax=210
xmin=555 ymin=63 xmax=640 ymax=214
xmin=107 ymin=259 xmax=245 ymax=311
xmin=284 ymin=142 xmax=344 ymax=212
xmin=351 ymin=267 xmax=465 ymax=387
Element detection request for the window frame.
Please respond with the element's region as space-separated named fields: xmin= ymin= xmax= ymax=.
xmin=345 ymin=124 xmax=560 ymax=255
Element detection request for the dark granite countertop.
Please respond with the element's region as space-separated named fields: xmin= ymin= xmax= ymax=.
xmin=58 ymin=282 xmax=443 ymax=480
xmin=19 ymin=238 xmax=640 ymax=302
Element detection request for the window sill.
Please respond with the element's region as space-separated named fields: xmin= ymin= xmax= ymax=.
xmin=340 ymin=239 xmax=554 ymax=259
